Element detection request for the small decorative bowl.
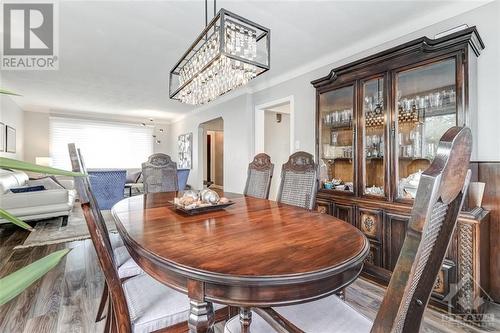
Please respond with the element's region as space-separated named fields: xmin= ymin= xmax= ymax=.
xmin=324 ymin=182 xmax=334 ymax=190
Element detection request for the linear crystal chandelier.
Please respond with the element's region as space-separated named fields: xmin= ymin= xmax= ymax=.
xmin=169 ymin=2 xmax=270 ymax=105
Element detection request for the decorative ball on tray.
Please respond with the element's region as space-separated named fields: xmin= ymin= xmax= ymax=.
xmin=200 ymin=188 xmax=219 ymax=204
xmin=172 ymin=189 xmax=232 ymax=214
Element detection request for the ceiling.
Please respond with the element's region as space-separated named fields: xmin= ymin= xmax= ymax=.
xmin=0 ymin=1 xmax=488 ymax=122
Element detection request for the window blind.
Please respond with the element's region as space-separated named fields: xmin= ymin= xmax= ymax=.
xmin=50 ymin=117 xmax=154 ymax=169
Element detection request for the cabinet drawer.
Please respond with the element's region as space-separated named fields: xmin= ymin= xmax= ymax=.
xmin=333 ymin=204 xmax=354 ymax=225
xmin=315 ymin=201 xmax=332 ymax=215
xmin=432 ymin=260 xmax=456 ymax=300
xmin=357 ymin=208 xmax=383 ymax=240
xmin=364 ymin=240 xmax=382 ymax=267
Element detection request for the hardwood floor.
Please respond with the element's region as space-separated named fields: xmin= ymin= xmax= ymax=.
xmin=0 ymin=223 xmax=105 ymax=333
xmin=0 ymin=222 xmax=499 ymax=333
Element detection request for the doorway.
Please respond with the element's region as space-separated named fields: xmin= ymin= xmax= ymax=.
xmin=200 ymin=117 xmax=224 ymax=190
xmin=255 ymin=97 xmax=294 ymax=200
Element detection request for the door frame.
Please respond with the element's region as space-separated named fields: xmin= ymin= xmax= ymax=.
xmin=254 ymin=95 xmax=295 ymax=155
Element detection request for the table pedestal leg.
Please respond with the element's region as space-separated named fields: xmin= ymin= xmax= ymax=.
xmin=239 ymin=307 xmax=252 ymax=333
xmin=188 ymin=299 xmax=214 ymax=333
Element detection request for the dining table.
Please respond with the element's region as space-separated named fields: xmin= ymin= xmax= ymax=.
xmin=111 ymin=192 xmax=369 ymax=333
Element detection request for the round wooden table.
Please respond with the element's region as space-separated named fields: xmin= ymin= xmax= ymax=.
xmin=112 ymin=192 xmax=369 ymax=333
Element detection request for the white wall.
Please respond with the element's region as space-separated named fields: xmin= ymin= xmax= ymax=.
xmin=168 ymin=94 xmax=253 ymax=193
xmin=24 ymin=111 xmax=50 ymax=164
xmin=252 ymin=1 xmax=500 ymax=161
xmin=0 ymin=95 xmax=24 ymax=160
xmin=264 ymin=111 xmax=290 ymax=200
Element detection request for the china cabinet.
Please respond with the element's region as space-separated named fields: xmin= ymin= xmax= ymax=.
xmin=312 ymin=27 xmax=490 ymax=314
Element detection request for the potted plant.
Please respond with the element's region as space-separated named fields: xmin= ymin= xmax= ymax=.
xmin=0 ymin=89 xmax=85 ymax=305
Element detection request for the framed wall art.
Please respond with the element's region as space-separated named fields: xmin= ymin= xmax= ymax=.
xmin=178 ymin=132 xmax=192 ymax=169
xmin=6 ymin=125 xmax=16 ymax=153
xmin=0 ymin=123 xmax=5 ymax=152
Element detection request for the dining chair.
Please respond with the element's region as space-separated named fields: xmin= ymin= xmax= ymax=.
xmin=243 ymin=153 xmax=274 ymax=199
xmin=78 ymin=189 xmax=192 ymax=333
xmin=276 ymin=151 xmax=318 ymax=210
xmin=68 ymin=143 xmax=143 ymax=322
xmin=224 ymin=126 xmax=473 ymax=333
xmin=177 ymin=168 xmax=190 ymax=191
xmin=72 ymin=146 xmax=228 ymax=332
xmin=142 ymin=153 xmax=179 ymax=193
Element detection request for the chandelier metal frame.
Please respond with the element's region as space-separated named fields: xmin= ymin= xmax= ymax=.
xmin=169 ymin=6 xmax=270 ymax=104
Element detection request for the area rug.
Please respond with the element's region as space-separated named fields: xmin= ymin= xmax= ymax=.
xmin=14 ymin=205 xmax=118 ymax=249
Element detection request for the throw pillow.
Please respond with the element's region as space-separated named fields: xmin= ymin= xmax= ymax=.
xmin=126 ymin=170 xmax=142 ymax=183
xmin=10 ymin=185 xmax=46 ymax=193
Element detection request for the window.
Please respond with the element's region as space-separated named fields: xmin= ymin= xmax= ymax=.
xmin=50 ymin=117 xmax=154 ymax=169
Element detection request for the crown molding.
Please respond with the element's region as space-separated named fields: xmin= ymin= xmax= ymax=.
xmin=248 ymin=0 xmax=491 ymax=95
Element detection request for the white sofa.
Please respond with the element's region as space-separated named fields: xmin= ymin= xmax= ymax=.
xmin=0 ymin=169 xmax=76 ymax=226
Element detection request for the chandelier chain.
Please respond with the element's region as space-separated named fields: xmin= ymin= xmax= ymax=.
xmin=205 ymin=0 xmax=217 ymax=28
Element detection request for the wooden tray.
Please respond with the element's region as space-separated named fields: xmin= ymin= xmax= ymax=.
xmin=169 ymin=201 xmax=235 ymax=215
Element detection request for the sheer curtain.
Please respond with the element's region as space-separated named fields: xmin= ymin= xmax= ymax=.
xmin=50 ymin=117 xmax=154 ymax=169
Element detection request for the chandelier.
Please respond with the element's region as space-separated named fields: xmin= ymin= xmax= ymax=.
xmin=169 ymin=1 xmax=270 ymax=105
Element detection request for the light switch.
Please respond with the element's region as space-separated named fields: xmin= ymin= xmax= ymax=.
xmin=295 ymin=140 xmax=300 ymax=150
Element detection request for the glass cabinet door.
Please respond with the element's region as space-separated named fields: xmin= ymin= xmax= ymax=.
xmin=319 ymin=85 xmax=355 ymax=193
xmin=395 ymin=59 xmax=457 ymax=200
xmin=362 ymin=77 xmax=386 ymax=197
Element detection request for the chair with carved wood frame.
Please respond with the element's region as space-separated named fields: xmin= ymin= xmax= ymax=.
xmin=142 ymin=153 xmax=178 ymax=193
xmin=276 ymin=151 xmax=318 ymax=210
xmin=243 ymin=153 xmax=274 ymax=199
xmin=71 ymin=147 xmax=229 ymax=332
xmin=68 ymin=144 xmax=144 ymax=323
xmin=224 ymin=126 xmax=473 ymax=333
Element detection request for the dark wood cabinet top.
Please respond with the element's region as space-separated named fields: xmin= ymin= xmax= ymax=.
xmin=112 ymin=192 xmax=368 ymax=279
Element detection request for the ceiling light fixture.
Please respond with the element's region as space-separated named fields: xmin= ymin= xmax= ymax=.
xmin=169 ymin=0 xmax=270 ymax=105
xmin=140 ymin=119 xmax=165 ymax=144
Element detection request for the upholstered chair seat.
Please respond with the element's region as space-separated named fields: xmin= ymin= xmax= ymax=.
xmin=108 ymin=234 xmax=142 ymax=278
xmin=124 ymin=273 xmax=225 ymax=333
xmin=224 ymin=295 xmax=371 ymax=333
xmin=114 ymin=246 xmax=143 ymax=278
xmin=123 ymin=274 xmax=190 ymax=333
xmin=111 ymin=235 xmax=124 ymax=248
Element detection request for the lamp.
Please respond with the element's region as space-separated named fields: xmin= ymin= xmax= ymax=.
xmin=35 ymin=157 xmax=53 ymax=167
xmin=169 ymin=1 xmax=270 ymax=105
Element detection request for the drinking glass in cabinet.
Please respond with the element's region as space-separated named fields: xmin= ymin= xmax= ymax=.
xmin=395 ymin=59 xmax=457 ymax=199
xmin=319 ymin=85 xmax=355 ymax=192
